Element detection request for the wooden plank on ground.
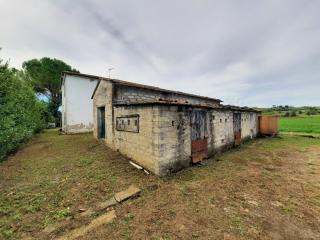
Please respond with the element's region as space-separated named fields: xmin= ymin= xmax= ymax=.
xmin=57 ymin=210 xmax=116 ymax=240
xmin=114 ymin=185 xmax=141 ymax=202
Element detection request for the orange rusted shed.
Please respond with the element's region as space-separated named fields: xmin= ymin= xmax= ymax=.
xmin=259 ymin=115 xmax=279 ymax=135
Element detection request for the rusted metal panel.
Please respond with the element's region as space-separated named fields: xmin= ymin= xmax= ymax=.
xmin=234 ymin=131 xmax=241 ymax=145
xmin=192 ymin=139 xmax=208 ymax=152
xmin=233 ymin=113 xmax=242 ymax=146
xmin=191 ymin=110 xmax=208 ymax=163
xmin=259 ymin=115 xmax=279 ymax=135
xmin=191 ymin=110 xmax=207 ymax=140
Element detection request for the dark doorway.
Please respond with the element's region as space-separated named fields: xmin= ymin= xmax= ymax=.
xmin=190 ymin=110 xmax=208 ymax=163
xmin=233 ymin=113 xmax=241 ymax=146
xmin=97 ymin=107 xmax=105 ymax=139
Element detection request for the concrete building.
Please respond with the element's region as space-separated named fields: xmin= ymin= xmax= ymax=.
xmin=61 ymin=72 xmax=98 ymax=133
xmin=61 ymin=72 xmax=260 ymax=175
xmin=76 ymin=72 xmax=261 ymax=176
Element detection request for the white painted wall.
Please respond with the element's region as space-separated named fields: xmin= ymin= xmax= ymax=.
xmin=61 ymin=75 xmax=98 ymax=133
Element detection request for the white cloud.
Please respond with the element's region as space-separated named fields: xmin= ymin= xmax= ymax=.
xmin=0 ymin=0 xmax=319 ymax=107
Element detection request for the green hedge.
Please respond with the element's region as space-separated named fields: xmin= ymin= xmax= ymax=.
xmin=0 ymin=61 xmax=45 ymax=161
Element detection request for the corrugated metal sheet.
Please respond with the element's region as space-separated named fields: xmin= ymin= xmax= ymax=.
xmin=259 ymin=116 xmax=279 ymax=135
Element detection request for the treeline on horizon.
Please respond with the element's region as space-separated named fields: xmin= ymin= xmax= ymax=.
xmin=258 ymin=105 xmax=320 ymax=117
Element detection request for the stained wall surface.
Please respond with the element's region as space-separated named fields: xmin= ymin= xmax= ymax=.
xmin=113 ymin=105 xmax=158 ymax=173
xmin=61 ymin=75 xmax=97 ymax=133
xmin=114 ymin=85 xmax=221 ymax=107
xmin=93 ymin=80 xmax=260 ymax=175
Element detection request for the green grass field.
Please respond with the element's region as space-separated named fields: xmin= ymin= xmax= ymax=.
xmin=1 ymin=130 xmax=320 ymax=239
xmin=280 ymin=115 xmax=320 ymax=133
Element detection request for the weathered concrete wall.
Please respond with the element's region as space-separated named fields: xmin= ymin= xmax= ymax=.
xmin=93 ymin=99 xmax=194 ymax=176
xmin=93 ymin=80 xmax=259 ymax=176
xmin=210 ymin=110 xmax=234 ymax=151
xmin=114 ymin=85 xmax=220 ymax=107
xmin=153 ymin=106 xmax=192 ymax=175
xmin=208 ymin=110 xmax=259 ymax=152
xmin=93 ymin=81 xmax=114 ymax=146
xmin=113 ymin=105 xmax=158 ymax=173
xmin=241 ymin=112 xmax=259 ymax=140
xmin=61 ymin=80 xmax=66 ymax=129
xmin=61 ymin=75 xmax=97 ymax=133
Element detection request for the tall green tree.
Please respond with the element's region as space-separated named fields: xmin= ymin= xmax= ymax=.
xmin=0 ymin=58 xmax=45 ymax=161
xmin=22 ymin=57 xmax=79 ymax=125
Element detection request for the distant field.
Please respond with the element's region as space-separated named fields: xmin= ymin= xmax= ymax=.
xmin=280 ymin=115 xmax=320 ymax=133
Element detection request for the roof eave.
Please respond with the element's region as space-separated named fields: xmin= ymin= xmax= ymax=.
xmin=61 ymin=71 xmax=222 ymax=103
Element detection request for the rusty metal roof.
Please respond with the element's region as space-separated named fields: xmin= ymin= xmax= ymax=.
xmin=62 ymin=71 xmax=222 ymax=102
xmin=113 ymin=99 xmax=221 ymax=109
xmin=113 ymin=100 xmax=260 ymax=112
xmin=221 ymin=105 xmax=261 ymax=113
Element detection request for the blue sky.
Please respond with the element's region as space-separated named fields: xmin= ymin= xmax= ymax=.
xmin=1 ymin=0 xmax=319 ymax=107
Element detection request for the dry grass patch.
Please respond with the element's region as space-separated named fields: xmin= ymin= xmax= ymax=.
xmin=0 ymin=130 xmax=320 ymax=239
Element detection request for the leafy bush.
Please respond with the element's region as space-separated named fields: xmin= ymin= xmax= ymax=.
xmin=306 ymin=109 xmax=318 ymax=116
xmin=22 ymin=57 xmax=79 ymax=126
xmin=284 ymin=112 xmax=290 ymax=117
xmin=290 ymin=111 xmax=297 ymax=117
xmin=0 ymin=60 xmax=46 ymax=161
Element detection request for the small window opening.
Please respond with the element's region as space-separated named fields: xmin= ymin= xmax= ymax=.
xmin=220 ymin=119 xmax=222 ymax=123
xmin=172 ymin=121 xmax=175 ymax=126
xmin=128 ymin=119 xmax=130 ymax=125
xmin=225 ymin=118 xmax=227 ymax=122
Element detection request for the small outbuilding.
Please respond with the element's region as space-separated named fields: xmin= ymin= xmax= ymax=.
xmin=88 ymin=73 xmax=260 ymax=176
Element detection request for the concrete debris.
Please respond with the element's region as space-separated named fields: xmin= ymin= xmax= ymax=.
xmin=97 ymin=197 xmax=118 ymax=210
xmin=114 ymin=185 xmax=141 ymax=203
xmin=129 ymin=161 xmax=151 ymax=175
xmin=79 ymin=186 xmax=141 ymax=219
xmin=129 ymin=161 xmax=143 ymax=170
xmin=57 ymin=210 xmax=116 ymax=240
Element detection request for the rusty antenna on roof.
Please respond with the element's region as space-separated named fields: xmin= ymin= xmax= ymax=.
xmin=108 ymin=67 xmax=114 ymax=78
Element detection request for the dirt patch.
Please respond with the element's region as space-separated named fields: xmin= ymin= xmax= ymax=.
xmin=1 ymin=131 xmax=320 ymax=239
